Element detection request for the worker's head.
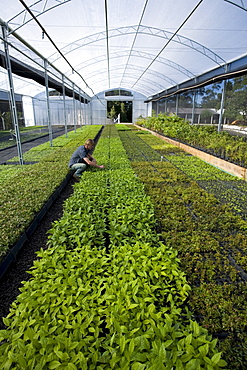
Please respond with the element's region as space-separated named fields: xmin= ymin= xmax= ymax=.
xmin=84 ymin=139 xmax=95 ymax=150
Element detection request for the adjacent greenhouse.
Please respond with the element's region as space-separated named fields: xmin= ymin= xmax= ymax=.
xmin=0 ymin=1 xmax=247 ymax=369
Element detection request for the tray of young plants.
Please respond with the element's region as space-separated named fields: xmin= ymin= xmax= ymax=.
xmin=136 ymin=113 xmax=247 ymax=168
xmin=0 ymin=125 xmax=101 ymax=264
xmin=0 ymin=126 xmax=52 ymax=151
xmin=132 ymin=127 xmax=247 ymax=220
xmin=117 ymin=124 xmax=247 ymax=369
xmin=0 ymin=125 xmax=227 ymax=369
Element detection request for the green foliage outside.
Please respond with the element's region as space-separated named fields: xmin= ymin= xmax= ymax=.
xmin=107 ymin=101 xmax=132 ymax=122
xmin=192 ymin=76 xmax=247 ymax=124
xmin=0 ymin=112 xmax=24 ymax=130
xmin=225 ymin=75 xmax=247 ymax=124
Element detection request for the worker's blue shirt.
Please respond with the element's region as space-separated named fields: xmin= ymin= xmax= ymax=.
xmin=68 ymin=145 xmax=90 ymax=167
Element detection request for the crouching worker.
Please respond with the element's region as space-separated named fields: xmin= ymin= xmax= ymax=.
xmin=68 ymin=138 xmax=105 ymax=181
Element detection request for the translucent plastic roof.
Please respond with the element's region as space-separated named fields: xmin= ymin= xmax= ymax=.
xmin=1 ymin=0 xmax=247 ymax=99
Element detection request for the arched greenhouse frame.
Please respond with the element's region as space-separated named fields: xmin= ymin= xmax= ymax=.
xmin=0 ymin=1 xmax=247 ymax=369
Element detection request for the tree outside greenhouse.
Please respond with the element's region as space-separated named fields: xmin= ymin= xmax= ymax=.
xmin=225 ymin=75 xmax=247 ymax=125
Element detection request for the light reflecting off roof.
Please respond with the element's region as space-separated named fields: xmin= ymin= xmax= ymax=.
xmin=0 ymin=0 xmax=246 ymax=98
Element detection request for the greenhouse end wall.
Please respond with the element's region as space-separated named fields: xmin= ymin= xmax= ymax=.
xmin=91 ymin=90 xmax=147 ymax=125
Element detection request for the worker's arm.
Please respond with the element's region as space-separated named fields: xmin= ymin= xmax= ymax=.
xmin=83 ymin=157 xmax=104 ymax=168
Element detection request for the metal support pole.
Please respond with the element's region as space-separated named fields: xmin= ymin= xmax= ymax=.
xmin=44 ymin=60 xmax=52 ymax=146
xmin=175 ymin=93 xmax=179 ymax=116
xmin=105 ymin=99 xmax=107 ymax=126
xmin=90 ymin=101 xmax=93 ymax=125
xmin=191 ymin=90 xmax=196 ymax=124
xmin=79 ymin=90 xmax=82 ymax=129
xmin=72 ymin=84 xmax=76 ymax=132
xmin=32 ymin=98 xmax=37 ymax=126
xmin=2 ymin=23 xmax=23 ymax=164
xmin=218 ymin=77 xmax=227 ymax=133
xmin=62 ymin=76 xmax=68 ymax=138
xmin=132 ymin=100 xmax=134 ymax=124
xmin=84 ymin=101 xmax=87 ymax=125
xmin=83 ymin=99 xmax=86 ymax=126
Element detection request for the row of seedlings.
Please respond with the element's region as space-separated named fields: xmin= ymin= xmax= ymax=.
xmin=0 ymin=126 xmax=55 ymax=150
xmin=117 ymin=125 xmax=247 ymax=369
xmin=0 ymin=124 xmax=226 ymax=369
xmin=130 ymin=127 xmax=247 ymax=279
xmin=132 ymin=128 xmax=247 ymax=220
xmin=136 ymin=114 xmax=247 ymax=168
xmin=0 ymin=126 xmax=101 ymax=261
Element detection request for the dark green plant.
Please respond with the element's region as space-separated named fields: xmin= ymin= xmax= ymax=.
xmin=136 ymin=113 xmax=247 ymax=167
xmin=118 ymin=124 xmax=247 ymax=368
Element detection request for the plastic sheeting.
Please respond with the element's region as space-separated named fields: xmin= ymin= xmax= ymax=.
xmin=0 ymin=0 xmax=247 ymax=99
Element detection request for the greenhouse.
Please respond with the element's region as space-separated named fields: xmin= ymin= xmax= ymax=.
xmin=1 ymin=0 xmax=247 ymax=369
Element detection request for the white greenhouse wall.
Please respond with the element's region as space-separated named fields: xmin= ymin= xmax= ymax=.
xmin=90 ymin=96 xmax=107 ymax=125
xmin=31 ymin=93 xmax=89 ymax=127
xmin=132 ymin=98 xmax=147 ymax=123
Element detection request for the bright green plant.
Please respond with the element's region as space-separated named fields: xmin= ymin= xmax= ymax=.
xmin=0 ymin=125 xmax=102 ymax=260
